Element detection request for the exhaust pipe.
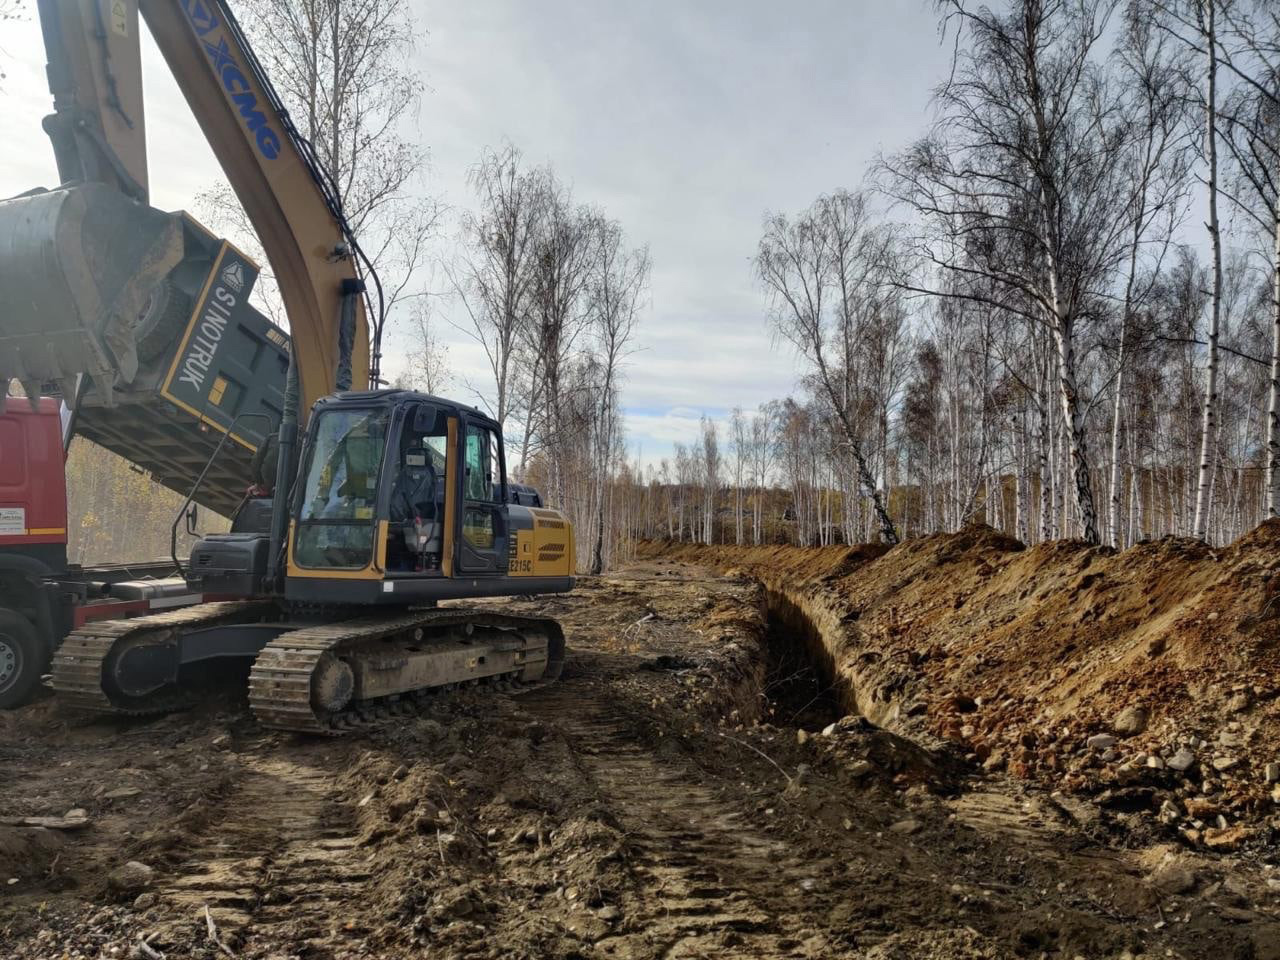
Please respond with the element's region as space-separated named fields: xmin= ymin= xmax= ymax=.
xmin=0 ymin=182 xmax=182 ymax=407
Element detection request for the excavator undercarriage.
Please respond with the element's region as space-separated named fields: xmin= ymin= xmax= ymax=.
xmin=52 ymin=601 xmax=565 ymax=734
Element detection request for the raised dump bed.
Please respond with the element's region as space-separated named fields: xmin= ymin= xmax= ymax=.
xmin=73 ymin=216 xmax=289 ymax=518
xmin=1 ymin=185 xmax=289 ymax=518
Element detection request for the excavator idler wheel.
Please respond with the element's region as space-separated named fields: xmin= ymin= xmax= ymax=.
xmin=311 ymin=655 xmax=354 ymax=713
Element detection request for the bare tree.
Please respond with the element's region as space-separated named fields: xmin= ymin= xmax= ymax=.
xmin=756 ymin=191 xmax=901 ymax=544
xmin=1192 ymin=0 xmax=1228 ymax=539
xmin=586 ymin=218 xmax=650 ymax=573
xmin=749 ymin=402 xmax=781 ymax=543
xmin=729 ymin=408 xmax=749 ymax=544
xmin=1200 ymin=1 xmax=1280 ymax=516
xmin=883 ymin=0 xmax=1134 ymax=545
xmin=522 ymin=185 xmax=598 ymax=502
xmin=198 ymin=0 xmax=441 ymax=367
xmin=397 ymin=299 xmax=450 ymax=395
xmin=1107 ymin=7 xmax=1192 ymax=545
xmin=448 ymin=144 xmax=551 ymax=428
xmin=700 ymin=416 xmax=721 ymax=544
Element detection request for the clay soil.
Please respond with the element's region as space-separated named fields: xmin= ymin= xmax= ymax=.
xmin=1 ymin=552 xmax=1278 ymax=959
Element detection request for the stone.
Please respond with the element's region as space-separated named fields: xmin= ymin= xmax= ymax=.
xmin=1184 ymin=797 xmax=1220 ymax=819
xmin=1087 ymin=734 xmax=1117 ymax=750
xmin=1264 ymin=762 xmax=1279 ymax=784
xmin=1150 ymin=862 xmax=1197 ymax=895
xmin=1211 ymin=756 xmax=1239 ymax=773
xmin=1203 ymin=825 xmax=1254 ymax=851
xmin=1158 ymin=799 xmax=1181 ymax=825
xmin=107 ymin=861 xmax=154 ymax=894
xmin=595 ymin=905 xmax=622 ymax=923
xmin=1222 ymin=876 xmax=1251 ymax=901
xmin=848 ymin=760 xmax=874 ymax=779
xmin=888 ymin=819 xmax=923 ymax=835
xmin=982 ymin=752 xmax=1006 ymax=773
xmin=1272 ymin=783 xmax=1280 ymax=805
xmin=132 ymin=893 xmax=157 ymax=910
xmin=1147 ymin=756 xmax=1166 ymax=771
xmin=821 ymin=723 xmax=839 ymax=737
xmin=102 ymin=787 xmax=141 ymax=800
xmin=1167 ymin=748 xmax=1196 ymax=773
xmin=1226 ymin=691 xmax=1251 ymax=714
xmin=1112 ymin=706 xmax=1149 ymax=738
xmin=796 ymin=729 xmax=810 ymax=745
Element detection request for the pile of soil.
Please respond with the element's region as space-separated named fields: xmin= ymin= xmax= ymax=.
xmin=642 ymin=522 xmax=1280 ymax=852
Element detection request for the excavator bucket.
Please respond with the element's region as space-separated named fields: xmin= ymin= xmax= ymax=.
xmin=0 ymin=182 xmax=183 ymax=409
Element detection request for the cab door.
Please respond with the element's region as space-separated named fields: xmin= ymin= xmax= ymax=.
xmin=455 ymin=419 xmax=508 ymax=574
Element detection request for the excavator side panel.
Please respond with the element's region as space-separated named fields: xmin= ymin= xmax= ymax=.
xmin=137 ymin=0 xmax=370 ymax=421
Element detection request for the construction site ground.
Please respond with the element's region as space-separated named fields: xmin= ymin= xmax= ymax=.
xmin=3 ymin=533 xmax=1280 ymax=959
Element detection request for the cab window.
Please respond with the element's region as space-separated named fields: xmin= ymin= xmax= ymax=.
xmin=294 ymin=408 xmax=389 ymax=569
xmin=464 ymin=425 xmax=499 ymax=502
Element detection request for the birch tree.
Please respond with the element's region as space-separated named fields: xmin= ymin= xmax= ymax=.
xmin=883 ymin=0 xmax=1134 ymax=545
xmin=449 ymin=145 xmax=551 ymax=428
xmin=756 ymin=191 xmax=901 ymax=544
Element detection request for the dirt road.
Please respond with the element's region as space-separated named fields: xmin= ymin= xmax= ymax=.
xmin=2 ymin=561 xmax=1277 ymax=958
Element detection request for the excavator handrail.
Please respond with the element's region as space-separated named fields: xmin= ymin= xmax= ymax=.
xmin=169 ymin=410 xmax=273 ymax=575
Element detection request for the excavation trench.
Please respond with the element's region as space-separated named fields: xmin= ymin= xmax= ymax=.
xmin=758 ymin=589 xmax=852 ymax=731
xmin=752 ymin=581 xmax=921 ymax=736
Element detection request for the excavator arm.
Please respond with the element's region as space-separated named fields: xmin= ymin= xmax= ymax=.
xmin=1 ymin=0 xmax=370 ymax=420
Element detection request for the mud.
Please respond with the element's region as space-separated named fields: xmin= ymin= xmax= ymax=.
xmin=1 ymin=559 xmax=1277 ymax=958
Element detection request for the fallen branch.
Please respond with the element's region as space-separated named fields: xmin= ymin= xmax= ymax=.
xmin=136 ymin=932 xmax=166 ymax=960
xmin=622 ymin=612 xmax=657 ymax=638
xmin=203 ymin=905 xmax=236 ymax=958
xmin=0 ymin=813 xmax=90 ymax=831
xmin=716 ymin=731 xmax=793 ymax=784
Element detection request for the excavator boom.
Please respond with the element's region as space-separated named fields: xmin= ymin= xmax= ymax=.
xmin=1 ymin=0 xmax=369 ymax=420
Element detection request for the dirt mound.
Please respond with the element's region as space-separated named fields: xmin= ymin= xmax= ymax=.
xmin=643 ymin=525 xmax=1280 ymax=848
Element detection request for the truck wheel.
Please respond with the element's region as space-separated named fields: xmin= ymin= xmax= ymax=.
xmin=0 ymin=610 xmax=43 ymax=709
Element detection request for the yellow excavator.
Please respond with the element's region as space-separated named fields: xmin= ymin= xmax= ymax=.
xmin=0 ymin=0 xmax=573 ymax=733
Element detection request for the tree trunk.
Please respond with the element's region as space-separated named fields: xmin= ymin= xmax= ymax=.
xmin=1268 ymin=213 xmax=1280 ymax=517
xmin=1193 ymin=0 xmax=1222 ymax=542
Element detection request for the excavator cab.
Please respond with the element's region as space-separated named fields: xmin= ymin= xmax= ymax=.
xmin=189 ymin=390 xmax=575 ymax=606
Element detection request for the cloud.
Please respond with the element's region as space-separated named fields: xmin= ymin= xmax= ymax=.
xmin=0 ymin=0 xmax=949 ymax=468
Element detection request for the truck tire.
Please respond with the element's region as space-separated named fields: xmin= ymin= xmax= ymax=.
xmin=0 ymin=609 xmax=43 ymax=709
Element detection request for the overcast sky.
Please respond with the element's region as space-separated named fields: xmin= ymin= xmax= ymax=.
xmin=0 ymin=1 xmax=951 ymax=466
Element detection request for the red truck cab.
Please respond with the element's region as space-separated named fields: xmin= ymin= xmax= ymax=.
xmin=0 ymin=400 xmax=68 ymax=705
xmin=0 ymin=399 xmax=69 ymax=569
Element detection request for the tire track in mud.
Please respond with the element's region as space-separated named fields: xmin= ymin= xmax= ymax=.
xmin=157 ymin=754 xmax=367 ymax=954
xmin=520 ymin=686 xmax=840 ymax=958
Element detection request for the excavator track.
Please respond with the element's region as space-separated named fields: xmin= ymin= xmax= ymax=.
xmin=51 ymin=600 xmax=277 ymax=715
xmin=249 ymin=609 xmax=565 ymax=735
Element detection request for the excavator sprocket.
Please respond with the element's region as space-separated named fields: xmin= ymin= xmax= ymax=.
xmin=248 ymin=609 xmax=565 ymax=735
